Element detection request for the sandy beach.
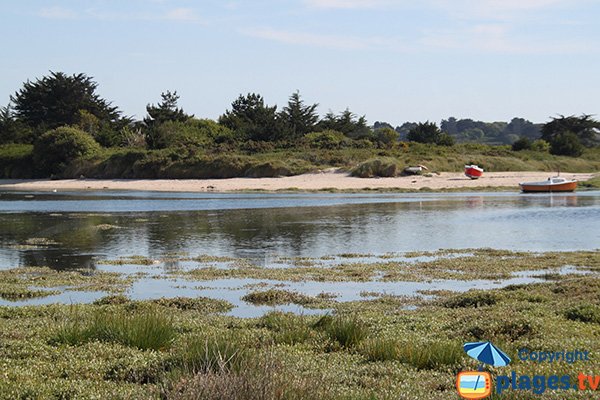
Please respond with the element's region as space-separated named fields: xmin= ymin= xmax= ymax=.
xmin=0 ymin=170 xmax=595 ymax=192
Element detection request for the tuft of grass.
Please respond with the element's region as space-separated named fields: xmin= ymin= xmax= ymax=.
xmin=315 ymin=315 xmax=368 ymax=348
xmin=169 ymin=351 xmax=327 ymax=400
xmin=565 ymin=305 xmax=600 ymax=324
xmin=360 ymin=338 xmax=463 ymax=370
xmin=258 ymin=311 xmax=313 ymax=345
xmin=177 ymin=333 xmax=248 ymax=374
xmin=51 ymin=308 xmax=177 ymax=351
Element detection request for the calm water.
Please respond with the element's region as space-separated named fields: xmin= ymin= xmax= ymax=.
xmin=0 ymin=190 xmax=598 ymax=314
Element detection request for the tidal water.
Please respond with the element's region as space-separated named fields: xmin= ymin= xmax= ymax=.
xmin=0 ymin=189 xmax=598 ymax=315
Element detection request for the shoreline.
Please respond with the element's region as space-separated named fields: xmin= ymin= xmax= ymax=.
xmin=0 ymin=170 xmax=596 ymax=193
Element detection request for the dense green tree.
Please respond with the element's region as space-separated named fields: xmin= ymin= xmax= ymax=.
xmin=440 ymin=117 xmax=458 ymax=135
xmin=317 ymin=109 xmax=370 ymax=138
xmin=11 ymin=72 xmax=123 ymax=134
xmin=280 ymin=91 xmax=319 ymax=139
xmin=549 ymin=131 xmax=584 ymax=157
xmin=144 ymin=91 xmax=192 ymax=149
xmin=407 ymin=121 xmax=454 ymax=146
xmin=144 ymin=91 xmax=191 ymax=127
xmin=219 ymin=93 xmax=282 ymax=142
xmin=395 ymin=122 xmax=417 ymax=140
xmin=541 ymin=114 xmax=600 ymax=148
xmin=505 ymin=117 xmax=541 ymax=140
xmin=0 ymin=104 xmax=33 ymax=144
xmin=373 ymin=121 xmax=394 ymax=130
xmin=511 ymin=136 xmax=533 ymax=151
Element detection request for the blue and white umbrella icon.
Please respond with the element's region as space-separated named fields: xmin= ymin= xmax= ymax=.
xmin=464 ymin=341 xmax=511 ymax=367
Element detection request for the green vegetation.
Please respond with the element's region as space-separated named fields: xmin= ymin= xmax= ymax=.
xmin=241 ymin=288 xmax=319 ymax=306
xmin=3 ymin=264 xmax=600 ymax=398
xmin=52 ymin=307 xmax=177 ymax=350
xmin=1 ymin=71 xmax=598 ymax=179
xmin=33 ymin=126 xmax=101 ymax=175
xmin=351 ymin=157 xmax=400 ymax=177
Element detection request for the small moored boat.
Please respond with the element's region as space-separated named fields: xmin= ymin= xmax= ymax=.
xmin=403 ymin=165 xmax=428 ymax=175
xmin=519 ymin=176 xmax=577 ymax=193
xmin=464 ymin=165 xmax=483 ymax=179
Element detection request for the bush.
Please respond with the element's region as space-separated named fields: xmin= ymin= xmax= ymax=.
xmin=531 ymin=139 xmax=550 ymax=152
xmin=511 ymin=137 xmax=532 ymax=151
xmin=373 ymin=127 xmax=399 ymax=148
xmin=0 ymin=144 xmax=34 ymax=178
xmin=549 ymin=131 xmax=584 ymax=157
xmin=351 ymin=157 xmax=399 ymax=178
xmin=33 ymin=126 xmax=100 ymax=176
xmin=304 ymin=130 xmax=348 ymax=149
xmin=149 ymin=119 xmax=235 ymax=149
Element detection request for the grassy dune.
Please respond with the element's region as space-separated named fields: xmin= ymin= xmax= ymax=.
xmin=2 ymin=143 xmax=599 ymax=179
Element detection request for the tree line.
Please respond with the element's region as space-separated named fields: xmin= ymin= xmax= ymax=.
xmin=1 ymin=72 xmax=598 ymax=167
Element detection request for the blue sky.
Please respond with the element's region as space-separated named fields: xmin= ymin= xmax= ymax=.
xmin=1 ymin=0 xmax=599 ymax=125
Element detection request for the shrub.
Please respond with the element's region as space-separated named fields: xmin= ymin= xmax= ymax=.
xmin=351 ymin=157 xmax=399 ymax=178
xmin=149 ymin=119 xmax=235 ymax=149
xmin=0 ymin=143 xmax=34 ymax=178
xmin=549 ymin=131 xmax=584 ymax=157
xmin=304 ymin=130 xmax=347 ymax=149
xmin=373 ymin=127 xmax=399 ymax=148
xmin=511 ymin=137 xmax=532 ymax=151
xmin=33 ymin=126 xmax=100 ymax=175
xmin=531 ymin=139 xmax=550 ymax=152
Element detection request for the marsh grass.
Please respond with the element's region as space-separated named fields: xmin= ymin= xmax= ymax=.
xmin=360 ymin=338 xmax=463 ymax=370
xmin=242 ymin=288 xmax=316 ymax=306
xmin=564 ymin=305 xmax=600 ymax=324
xmin=258 ymin=311 xmax=313 ymax=345
xmin=177 ymin=333 xmax=248 ymax=374
xmin=52 ymin=307 xmax=176 ymax=350
xmin=442 ymin=291 xmax=498 ymax=308
xmin=315 ymin=315 xmax=368 ymax=348
xmin=169 ymin=351 xmax=328 ymax=400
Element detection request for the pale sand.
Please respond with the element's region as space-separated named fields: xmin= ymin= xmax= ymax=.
xmin=0 ymin=171 xmax=596 ymax=192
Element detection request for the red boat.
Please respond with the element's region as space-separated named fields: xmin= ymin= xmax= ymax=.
xmin=464 ymin=165 xmax=483 ymax=179
xmin=519 ymin=176 xmax=578 ymax=193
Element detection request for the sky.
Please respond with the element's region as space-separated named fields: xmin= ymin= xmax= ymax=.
xmin=1 ymin=0 xmax=599 ymax=126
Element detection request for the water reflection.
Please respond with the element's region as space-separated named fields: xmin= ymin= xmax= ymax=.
xmin=0 ymin=191 xmax=598 ymax=270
